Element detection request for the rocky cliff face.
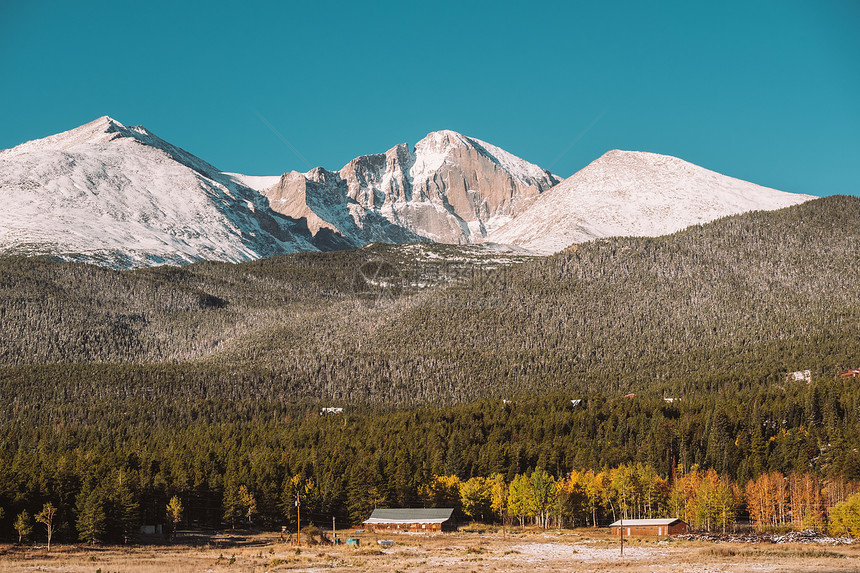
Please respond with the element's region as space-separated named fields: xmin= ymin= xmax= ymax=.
xmin=261 ymin=130 xmax=562 ymax=246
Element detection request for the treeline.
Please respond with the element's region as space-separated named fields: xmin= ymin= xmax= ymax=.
xmin=420 ymin=465 xmax=860 ymax=533
xmin=1 ymin=384 xmax=859 ymax=543
xmin=6 ymin=462 xmax=860 ymax=546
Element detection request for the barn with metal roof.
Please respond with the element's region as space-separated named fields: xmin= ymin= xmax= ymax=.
xmin=363 ymin=508 xmax=455 ymax=532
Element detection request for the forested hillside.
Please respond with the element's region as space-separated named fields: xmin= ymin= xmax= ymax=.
xmin=0 ymin=196 xmax=858 ymax=541
xmin=1 ymin=196 xmax=857 ymax=404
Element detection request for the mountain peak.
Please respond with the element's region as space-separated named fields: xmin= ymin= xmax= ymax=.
xmin=56 ymin=115 xmax=131 ymax=139
xmin=0 ymin=116 xmax=176 ymax=161
xmin=487 ymin=150 xmax=816 ymax=253
xmin=0 ymin=116 xmax=322 ymax=268
xmin=416 ymin=129 xmax=471 ymax=148
xmin=0 ymin=115 xmax=149 ymax=157
xmin=256 ymin=129 xmax=561 ymax=246
xmin=0 ymin=115 xmax=135 ymax=156
xmin=414 ymin=130 xmax=506 ymax=158
xmin=411 ymin=130 xmax=560 ymax=188
xmin=91 ymin=115 xmax=124 ymax=128
xmin=594 ymin=149 xmax=753 ymax=177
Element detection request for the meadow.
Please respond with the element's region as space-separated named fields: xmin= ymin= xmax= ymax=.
xmin=1 ymin=528 xmax=857 ymax=573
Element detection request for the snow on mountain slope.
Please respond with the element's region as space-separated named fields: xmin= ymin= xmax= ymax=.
xmin=1 ymin=118 xmax=819 ymax=266
xmin=224 ymin=172 xmax=282 ymax=191
xmin=487 ymin=150 xmax=816 ymax=254
xmin=0 ymin=116 xmax=322 ymax=268
xmin=261 ymin=130 xmax=562 ymax=246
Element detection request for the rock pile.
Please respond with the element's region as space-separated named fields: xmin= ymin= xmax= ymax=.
xmin=674 ymin=529 xmax=855 ymax=545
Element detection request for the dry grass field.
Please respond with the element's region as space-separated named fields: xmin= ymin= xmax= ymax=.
xmin=1 ymin=528 xmax=858 ymax=573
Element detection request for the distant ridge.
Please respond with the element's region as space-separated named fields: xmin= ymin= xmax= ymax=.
xmin=0 ymin=117 xmax=817 ymax=267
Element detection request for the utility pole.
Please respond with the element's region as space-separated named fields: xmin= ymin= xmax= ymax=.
xmin=295 ymin=492 xmax=301 ymax=548
xmin=620 ymin=515 xmax=623 ymax=557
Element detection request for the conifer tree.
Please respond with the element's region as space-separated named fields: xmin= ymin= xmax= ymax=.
xmin=223 ymin=484 xmax=241 ymax=529
xmin=77 ymin=486 xmax=107 ymax=545
xmin=112 ymin=472 xmax=140 ymax=543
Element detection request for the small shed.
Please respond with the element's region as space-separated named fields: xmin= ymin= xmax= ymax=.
xmin=609 ymin=518 xmax=688 ymax=537
xmin=363 ymin=508 xmax=455 ymax=533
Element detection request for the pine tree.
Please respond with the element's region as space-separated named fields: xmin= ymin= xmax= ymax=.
xmin=444 ymin=434 xmax=465 ymax=478
xmin=112 ymin=471 xmax=140 ymax=543
xmin=77 ymin=486 xmax=107 ymax=545
xmin=223 ymin=484 xmax=241 ymax=529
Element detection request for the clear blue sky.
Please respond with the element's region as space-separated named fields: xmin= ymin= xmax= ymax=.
xmin=1 ymin=0 xmax=858 ymax=196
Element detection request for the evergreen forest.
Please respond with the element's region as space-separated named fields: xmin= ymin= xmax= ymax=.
xmin=0 ymin=195 xmax=858 ymax=543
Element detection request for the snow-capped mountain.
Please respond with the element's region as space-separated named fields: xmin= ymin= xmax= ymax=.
xmin=0 ymin=116 xmax=336 ymax=268
xmin=0 ymin=117 xmax=818 ymax=268
xmin=487 ymin=150 xmax=816 ymax=254
xmin=256 ymin=130 xmax=562 ymax=247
